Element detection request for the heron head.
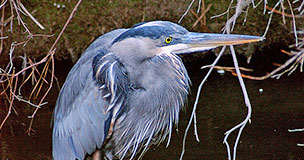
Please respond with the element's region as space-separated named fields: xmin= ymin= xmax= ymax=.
xmin=110 ymin=21 xmax=263 ymax=63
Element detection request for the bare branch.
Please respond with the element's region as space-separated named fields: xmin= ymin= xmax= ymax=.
xmin=18 ymin=1 xmax=45 ymax=30
xmin=223 ymin=45 xmax=252 ymax=160
xmin=180 ymin=46 xmax=226 ymax=160
xmin=0 ymin=71 xmax=18 ymax=130
xmin=178 ymin=0 xmax=202 ymax=23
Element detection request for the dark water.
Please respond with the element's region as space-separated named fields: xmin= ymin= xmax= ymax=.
xmin=0 ymin=54 xmax=303 ymax=160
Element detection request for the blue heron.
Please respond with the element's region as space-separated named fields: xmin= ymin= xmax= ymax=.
xmin=52 ymin=21 xmax=262 ymax=160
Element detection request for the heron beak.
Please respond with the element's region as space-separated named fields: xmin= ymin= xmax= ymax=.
xmin=173 ymin=32 xmax=264 ymax=55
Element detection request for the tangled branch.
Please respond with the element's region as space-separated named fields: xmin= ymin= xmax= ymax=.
xmin=0 ymin=0 xmax=83 ymax=135
xmin=179 ymin=0 xmax=303 ymax=160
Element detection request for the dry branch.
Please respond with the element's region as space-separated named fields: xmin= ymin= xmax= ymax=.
xmin=180 ymin=0 xmax=302 ymax=160
xmin=26 ymin=0 xmax=83 ymax=135
xmin=0 ymin=0 xmax=83 ymax=135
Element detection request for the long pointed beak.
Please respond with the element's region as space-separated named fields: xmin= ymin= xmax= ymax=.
xmin=173 ymin=32 xmax=264 ymax=54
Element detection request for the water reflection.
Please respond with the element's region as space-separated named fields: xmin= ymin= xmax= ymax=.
xmin=144 ymin=59 xmax=304 ymax=159
xmin=1 ymin=57 xmax=303 ymax=159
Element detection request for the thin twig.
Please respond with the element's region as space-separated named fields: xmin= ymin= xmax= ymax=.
xmin=288 ymin=128 xmax=304 ymax=132
xmin=0 ymin=70 xmax=18 ymax=130
xmin=18 ymin=1 xmax=45 ymax=30
xmin=178 ymin=0 xmax=202 ymax=23
xmin=28 ymin=57 xmax=50 ymax=99
xmin=0 ymin=55 xmax=49 ymax=83
xmin=191 ymin=4 xmax=212 ymax=29
xmin=11 ymin=0 xmax=31 ymax=35
xmin=223 ymin=45 xmax=252 ymax=160
xmin=27 ymin=52 xmax=54 ymax=135
xmin=12 ymin=92 xmax=48 ymax=109
xmin=211 ymin=0 xmax=234 ymax=19
xmin=266 ymin=5 xmax=304 ymax=18
xmin=49 ymin=0 xmax=83 ymax=54
xmin=287 ymin=0 xmax=299 ymax=46
xmin=26 ymin=0 xmax=83 ymax=135
xmin=0 ymin=0 xmax=7 ymax=9
xmin=180 ymin=46 xmax=226 ymax=160
xmin=209 ymin=66 xmax=254 ymax=72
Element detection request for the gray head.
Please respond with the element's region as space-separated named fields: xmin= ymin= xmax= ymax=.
xmin=111 ymin=21 xmax=263 ymax=56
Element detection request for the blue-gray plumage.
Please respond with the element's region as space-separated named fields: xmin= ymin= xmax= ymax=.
xmin=52 ymin=21 xmax=262 ymax=160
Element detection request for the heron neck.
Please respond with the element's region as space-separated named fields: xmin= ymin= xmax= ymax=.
xmin=108 ymin=53 xmax=190 ymax=159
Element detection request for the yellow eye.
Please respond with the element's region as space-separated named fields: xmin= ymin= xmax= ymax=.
xmin=165 ymin=37 xmax=172 ymax=44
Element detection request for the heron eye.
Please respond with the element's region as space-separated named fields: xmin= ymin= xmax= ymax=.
xmin=165 ymin=37 xmax=172 ymax=44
